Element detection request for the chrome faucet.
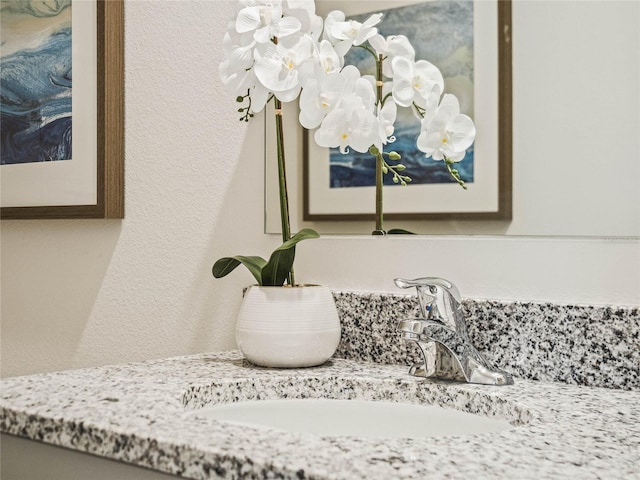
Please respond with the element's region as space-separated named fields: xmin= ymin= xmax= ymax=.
xmin=395 ymin=277 xmax=514 ymax=386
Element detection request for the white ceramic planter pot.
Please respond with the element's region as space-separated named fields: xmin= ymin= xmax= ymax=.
xmin=236 ymin=285 xmax=341 ymax=368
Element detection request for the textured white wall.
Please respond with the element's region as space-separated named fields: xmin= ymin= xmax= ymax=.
xmin=1 ymin=1 xmax=639 ymax=377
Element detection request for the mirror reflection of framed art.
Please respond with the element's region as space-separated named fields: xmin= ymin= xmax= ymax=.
xmin=303 ymin=0 xmax=512 ymax=222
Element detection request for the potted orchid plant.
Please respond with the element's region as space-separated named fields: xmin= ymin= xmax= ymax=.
xmin=213 ymin=0 xmax=475 ymax=367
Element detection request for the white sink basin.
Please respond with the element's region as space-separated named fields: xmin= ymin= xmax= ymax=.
xmin=193 ymin=398 xmax=512 ymax=438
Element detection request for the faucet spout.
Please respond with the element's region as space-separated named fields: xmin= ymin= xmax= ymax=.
xmin=395 ymin=277 xmax=514 ymax=386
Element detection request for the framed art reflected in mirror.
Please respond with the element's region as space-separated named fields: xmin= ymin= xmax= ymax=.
xmin=1 ymin=0 xmax=124 ymax=219
xmin=303 ymin=0 xmax=511 ymax=222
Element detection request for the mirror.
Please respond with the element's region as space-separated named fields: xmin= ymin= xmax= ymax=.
xmin=265 ymin=0 xmax=639 ymax=237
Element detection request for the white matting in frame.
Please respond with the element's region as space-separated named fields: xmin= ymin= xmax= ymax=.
xmin=1 ymin=1 xmax=98 ymax=208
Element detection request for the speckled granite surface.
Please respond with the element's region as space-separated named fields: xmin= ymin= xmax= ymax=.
xmin=2 ymin=293 xmax=639 ymax=478
xmin=2 ymin=352 xmax=639 ymax=479
xmin=333 ymin=292 xmax=640 ymax=390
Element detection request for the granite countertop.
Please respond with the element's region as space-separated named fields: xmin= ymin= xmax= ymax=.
xmin=1 ymin=351 xmax=639 ymax=479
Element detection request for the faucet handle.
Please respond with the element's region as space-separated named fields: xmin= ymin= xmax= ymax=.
xmin=394 ymin=277 xmax=461 ymax=301
xmin=394 ymin=277 xmax=462 ymax=325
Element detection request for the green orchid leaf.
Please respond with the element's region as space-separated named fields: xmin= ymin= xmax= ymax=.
xmin=387 ymin=228 xmax=416 ymax=235
xmin=274 ymin=228 xmax=320 ymax=252
xmin=213 ymin=230 xmax=319 ymax=287
xmin=261 ymin=229 xmax=320 ymax=286
xmin=262 ymin=246 xmax=296 ymax=286
xmin=212 ymin=255 xmax=267 ymax=285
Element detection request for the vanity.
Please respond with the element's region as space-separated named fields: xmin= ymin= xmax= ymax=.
xmin=2 ymin=292 xmax=639 ymax=479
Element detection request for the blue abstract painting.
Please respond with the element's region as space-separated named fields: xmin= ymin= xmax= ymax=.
xmin=330 ymin=0 xmax=474 ymax=188
xmin=1 ymin=0 xmax=73 ymax=165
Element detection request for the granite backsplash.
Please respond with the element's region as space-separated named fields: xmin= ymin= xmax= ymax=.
xmin=332 ymin=292 xmax=639 ymax=390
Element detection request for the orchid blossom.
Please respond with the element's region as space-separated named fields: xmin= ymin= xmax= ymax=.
xmin=299 ymin=65 xmax=359 ymax=129
xmin=283 ymin=0 xmax=323 ymax=39
xmin=391 ymin=57 xmax=444 ymax=108
xmin=315 ymin=39 xmax=343 ymax=75
xmin=254 ymin=33 xmax=316 ymax=102
xmin=369 ymin=34 xmax=415 ymax=78
xmin=323 ymin=10 xmax=382 ymax=57
xmin=313 ymin=74 xmax=380 ymax=153
xmin=314 ymin=95 xmax=381 ymax=154
xmin=219 ymin=27 xmax=255 ymax=91
xmin=236 ymin=1 xmax=301 ymax=43
xmin=377 ymin=100 xmax=397 ymax=145
xmin=417 ymin=94 xmax=476 ymax=162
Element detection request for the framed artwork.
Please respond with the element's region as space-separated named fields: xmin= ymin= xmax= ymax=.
xmin=303 ymin=0 xmax=512 ymax=221
xmin=1 ymin=0 xmax=124 ymax=219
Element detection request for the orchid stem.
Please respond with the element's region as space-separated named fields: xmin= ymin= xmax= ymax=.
xmin=375 ymin=151 xmax=384 ymax=234
xmin=374 ymin=54 xmax=385 ymax=235
xmin=274 ymin=98 xmax=295 ymax=285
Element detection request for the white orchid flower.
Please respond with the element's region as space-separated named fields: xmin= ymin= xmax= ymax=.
xmin=391 ymin=57 xmax=444 ymax=108
xmin=369 ymin=34 xmax=415 ymax=78
xmin=299 ymin=77 xmax=340 ymax=129
xmin=236 ymin=0 xmax=301 ymax=43
xmin=416 ymin=94 xmax=476 ymax=162
xmin=323 ymin=11 xmax=382 ymax=57
xmin=322 ymin=11 xmax=351 ymax=57
xmin=314 ymin=78 xmax=381 ymax=154
xmin=219 ymin=26 xmax=264 ymax=106
xmin=353 ymin=74 xmax=377 ymax=113
xmin=283 ymin=0 xmax=323 ymax=40
xmin=333 ymin=12 xmax=382 ymax=45
xmin=299 ymin=65 xmax=360 ymax=129
xmin=314 ymin=103 xmax=380 ymax=154
xmin=316 ymin=40 xmax=343 ymax=75
xmin=254 ymin=33 xmax=316 ymax=102
xmin=420 ymin=90 xmax=443 ymax=122
xmin=219 ymin=26 xmax=256 ymax=85
xmin=377 ymin=100 xmax=397 ymax=144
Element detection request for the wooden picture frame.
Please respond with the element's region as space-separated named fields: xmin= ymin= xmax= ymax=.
xmin=303 ymin=0 xmax=512 ymax=222
xmin=1 ymin=0 xmax=124 ymax=219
